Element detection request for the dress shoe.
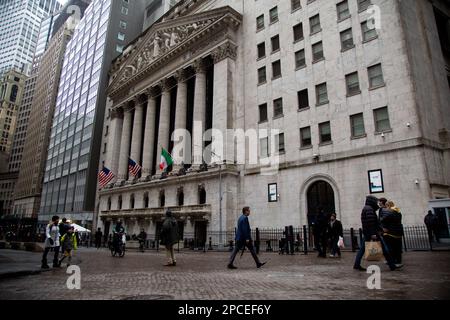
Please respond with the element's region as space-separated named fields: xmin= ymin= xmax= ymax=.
xmin=257 ymin=262 xmax=266 ymax=269
xmin=172 ymin=261 xmax=176 ymax=266
xmin=164 ymin=263 xmax=174 ymax=267
xmin=227 ymin=264 xmax=237 ymax=269
xmin=353 ymin=266 xmax=366 ymax=271
xmin=41 ymin=264 xmax=50 ymax=269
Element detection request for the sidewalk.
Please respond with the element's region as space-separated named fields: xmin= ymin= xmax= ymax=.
xmin=0 ymin=249 xmax=81 ymax=279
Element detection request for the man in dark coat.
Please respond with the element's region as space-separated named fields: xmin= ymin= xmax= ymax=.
xmin=353 ymin=195 xmax=397 ymax=271
xmin=59 ymin=218 xmax=70 ymax=238
xmin=327 ymin=213 xmax=343 ymax=258
xmin=424 ymin=210 xmax=434 ymax=242
xmin=228 ymin=207 xmax=266 ymax=269
xmin=314 ymin=207 xmax=328 ymax=258
xmin=160 ymin=210 xmax=178 ymax=266
xmin=95 ymin=228 xmax=103 ymax=249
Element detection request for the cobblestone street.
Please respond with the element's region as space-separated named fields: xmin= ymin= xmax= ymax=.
xmin=0 ymin=248 xmax=449 ymax=300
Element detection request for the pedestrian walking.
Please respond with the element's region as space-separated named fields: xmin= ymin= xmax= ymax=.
xmin=314 ymin=207 xmax=328 ymax=258
xmin=228 ymin=207 xmax=266 ymax=269
xmin=160 ymin=210 xmax=178 ymax=266
xmin=327 ymin=213 xmax=343 ymax=258
xmin=95 ymin=228 xmax=103 ymax=249
xmin=59 ymin=218 xmax=70 ymax=238
xmin=58 ymin=226 xmax=78 ymax=267
xmin=424 ymin=210 xmax=434 ymax=242
xmin=381 ymin=200 xmax=404 ymax=267
xmin=353 ymin=196 xmax=397 ymax=271
xmin=41 ymin=215 xmax=61 ymax=269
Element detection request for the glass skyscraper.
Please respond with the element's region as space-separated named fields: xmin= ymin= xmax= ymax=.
xmin=39 ymin=0 xmax=148 ymax=228
xmin=0 ymin=0 xmax=63 ymax=76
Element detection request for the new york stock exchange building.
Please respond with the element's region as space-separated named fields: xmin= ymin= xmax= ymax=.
xmin=96 ymin=0 xmax=450 ymax=245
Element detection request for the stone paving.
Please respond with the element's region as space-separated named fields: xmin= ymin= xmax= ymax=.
xmin=0 ymin=248 xmax=449 ymax=300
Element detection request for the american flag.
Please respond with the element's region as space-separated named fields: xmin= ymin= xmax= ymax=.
xmin=128 ymin=158 xmax=142 ymax=177
xmin=98 ymin=167 xmax=114 ymax=189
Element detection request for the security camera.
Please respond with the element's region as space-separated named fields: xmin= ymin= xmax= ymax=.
xmin=313 ymin=154 xmax=319 ymax=159
xmin=381 ymin=132 xmax=385 ymax=138
xmin=406 ymin=122 xmax=411 ymax=128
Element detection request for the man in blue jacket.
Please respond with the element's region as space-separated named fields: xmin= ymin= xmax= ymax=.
xmin=228 ymin=207 xmax=266 ymax=269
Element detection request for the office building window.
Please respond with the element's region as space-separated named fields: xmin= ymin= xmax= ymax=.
xmin=293 ymin=23 xmax=304 ymax=42
xmin=300 ymin=127 xmax=312 ymax=147
xmin=312 ymin=41 xmax=324 ymax=61
xmin=298 ymin=89 xmax=309 ymax=110
xmin=257 ymin=14 xmax=265 ymax=30
xmin=337 ymin=1 xmax=350 ymax=21
xmin=259 ymin=103 xmax=268 ymax=123
xmin=310 ymin=14 xmax=321 ymax=34
xmin=258 ymin=66 xmax=267 ymax=84
xmin=295 ymin=49 xmax=306 ymax=69
xmin=368 ymin=64 xmax=385 ymax=88
xmin=270 ymin=6 xmax=279 ymax=24
xmin=275 ymin=133 xmax=285 ymax=153
xmin=316 ymin=83 xmax=329 ymax=105
xmin=374 ymin=107 xmax=391 ymax=132
xmin=257 ymin=42 xmax=266 ymax=59
xmin=272 ymin=60 xmax=282 ymax=79
xmin=350 ymin=113 xmax=366 ymax=137
xmin=340 ymin=28 xmax=354 ymax=50
xmin=271 ymin=35 xmax=280 ymax=52
xmin=260 ymin=137 xmax=269 ymax=158
xmin=362 ymin=20 xmax=377 ymax=42
xmin=273 ymin=98 xmax=283 ymax=117
xmin=346 ymin=72 xmax=360 ymax=96
xmin=319 ymin=122 xmax=332 ymax=143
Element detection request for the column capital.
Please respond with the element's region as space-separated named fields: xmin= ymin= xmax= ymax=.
xmin=159 ymin=78 xmax=173 ymax=92
xmin=110 ymin=108 xmax=124 ymax=120
xmin=174 ymin=68 xmax=189 ymax=83
xmin=211 ymin=42 xmax=237 ymax=64
xmin=193 ymin=59 xmax=208 ymax=74
xmin=145 ymin=86 xmax=159 ymax=99
xmin=132 ymin=95 xmax=147 ymax=107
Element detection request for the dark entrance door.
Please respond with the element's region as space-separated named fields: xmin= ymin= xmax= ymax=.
xmin=307 ymin=181 xmax=335 ymax=225
xmin=194 ymin=221 xmax=207 ymax=249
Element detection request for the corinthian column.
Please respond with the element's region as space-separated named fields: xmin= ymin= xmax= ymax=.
xmin=141 ymin=87 xmax=158 ymax=180
xmin=156 ymin=79 xmax=172 ymax=173
xmin=129 ymin=96 xmax=144 ymax=181
xmin=192 ymin=59 xmax=207 ymax=167
xmin=211 ymin=42 xmax=237 ymax=165
xmin=173 ymin=69 xmax=189 ymax=169
xmin=117 ymin=104 xmax=133 ymax=183
xmin=108 ymin=107 xmax=123 ymax=183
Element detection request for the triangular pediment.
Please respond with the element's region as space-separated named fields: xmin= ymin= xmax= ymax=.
xmin=108 ymin=6 xmax=242 ymax=99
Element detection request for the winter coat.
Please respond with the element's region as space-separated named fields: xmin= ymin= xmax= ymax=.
xmin=361 ymin=195 xmax=381 ymax=241
xmin=314 ymin=212 xmax=328 ymax=235
xmin=235 ymin=214 xmax=252 ymax=242
xmin=61 ymin=232 xmax=78 ymax=251
xmin=327 ymin=220 xmax=343 ymax=240
xmin=59 ymin=222 xmax=70 ymax=237
xmin=44 ymin=224 xmax=60 ymax=248
xmin=160 ymin=217 xmax=178 ymax=246
xmin=381 ymin=207 xmax=404 ymax=238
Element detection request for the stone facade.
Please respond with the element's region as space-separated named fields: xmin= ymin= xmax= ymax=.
xmin=96 ymin=0 xmax=450 ymax=240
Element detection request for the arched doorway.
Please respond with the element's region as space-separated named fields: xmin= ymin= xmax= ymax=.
xmin=307 ymin=180 xmax=335 ymax=225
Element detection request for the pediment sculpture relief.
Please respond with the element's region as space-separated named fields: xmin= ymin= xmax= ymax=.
xmin=115 ymin=20 xmax=211 ymax=87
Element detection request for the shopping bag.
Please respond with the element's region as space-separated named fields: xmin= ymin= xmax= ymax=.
xmin=364 ymin=241 xmax=383 ymax=261
xmin=337 ymin=236 xmax=345 ymax=249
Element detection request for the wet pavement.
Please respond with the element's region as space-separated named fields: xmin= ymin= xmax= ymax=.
xmin=0 ymin=248 xmax=449 ymax=300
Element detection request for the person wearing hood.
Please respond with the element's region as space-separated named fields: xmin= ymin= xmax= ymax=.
xmin=160 ymin=210 xmax=179 ymax=266
xmin=353 ymin=196 xmax=397 ymax=271
xmin=381 ymin=201 xmax=404 ymax=267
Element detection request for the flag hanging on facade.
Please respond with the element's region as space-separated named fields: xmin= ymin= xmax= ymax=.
xmin=98 ymin=166 xmax=114 ymax=189
xmin=159 ymin=147 xmax=173 ymax=171
xmin=128 ymin=157 xmax=142 ymax=177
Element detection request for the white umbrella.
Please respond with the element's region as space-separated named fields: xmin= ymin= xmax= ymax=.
xmin=71 ymin=223 xmax=91 ymax=233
